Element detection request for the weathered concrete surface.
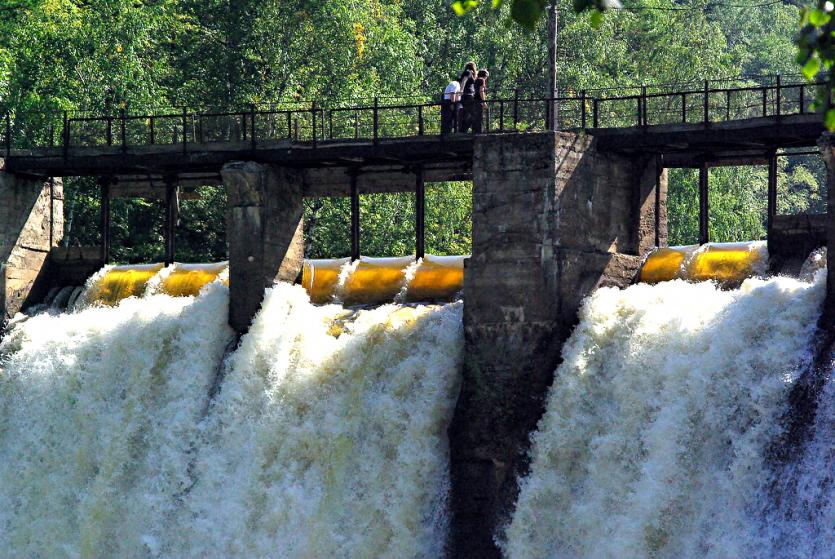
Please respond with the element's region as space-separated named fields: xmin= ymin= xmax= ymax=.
xmin=448 ymin=132 xmax=663 ymax=558
xmin=47 ymin=246 xmax=103 ymax=287
xmin=222 ymin=161 xmax=303 ymax=333
xmin=0 ymin=165 xmax=63 ymax=319
xmin=821 ymin=134 xmax=835 ymax=324
xmin=769 ymin=213 xmax=826 ymax=275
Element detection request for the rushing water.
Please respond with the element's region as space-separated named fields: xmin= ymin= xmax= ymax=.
xmin=0 ymin=280 xmax=462 ymax=558
xmin=505 ymin=274 xmax=826 ymax=559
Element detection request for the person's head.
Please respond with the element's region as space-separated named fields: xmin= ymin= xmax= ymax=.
xmin=465 ymin=61 xmax=477 ymax=74
xmin=478 ymin=69 xmax=489 ymax=80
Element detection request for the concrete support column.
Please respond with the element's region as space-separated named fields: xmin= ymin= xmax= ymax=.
xmin=0 ymin=163 xmax=63 ymax=320
xmin=820 ymin=134 xmax=835 ymax=324
xmin=222 ymin=161 xmax=304 ymax=333
xmin=448 ymin=132 xmax=661 ymax=557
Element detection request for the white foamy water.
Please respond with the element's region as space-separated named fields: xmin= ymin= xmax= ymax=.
xmin=166 ymin=283 xmax=463 ymax=558
xmin=0 ymin=284 xmax=234 ymax=558
xmin=505 ymin=275 xmax=824 ymax=559
xmin=756 ymin=369 xmax=835 ymax=558
xmin=0 ymin=280 xmax=462 ymax=557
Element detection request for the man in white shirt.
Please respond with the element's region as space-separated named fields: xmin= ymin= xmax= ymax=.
xmin=441 ymin=80 xmax=461 ymax=135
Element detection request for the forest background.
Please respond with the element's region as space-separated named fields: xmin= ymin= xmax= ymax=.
xmin=0 ymin=0 xmax=824 ymax=262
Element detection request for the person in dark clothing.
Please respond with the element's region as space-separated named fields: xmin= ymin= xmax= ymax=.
xmin=458 ymin=62 xmax=477 ymax=133
xmin=472 ymin=69 xmax=489 ymax=134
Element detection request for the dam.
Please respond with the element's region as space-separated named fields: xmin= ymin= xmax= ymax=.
xmin=1 ymin=77 xmax=834 ymax=557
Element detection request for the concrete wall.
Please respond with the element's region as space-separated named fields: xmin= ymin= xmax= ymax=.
xmin=448 ymin=132 xmax=665 ymax=557
xmin=223 ymin=161 xmax=304 ymax=333
xmin=769 ymin=213 xmax=827 ymax=275
xmin=821 ymin=134 xmax=835 ymax=323
xmin=0 ymin=166 xmax=63 ymax=319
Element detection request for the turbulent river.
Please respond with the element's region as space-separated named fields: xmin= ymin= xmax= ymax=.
xmin=0 ymin=262 xmax=832 ymax=557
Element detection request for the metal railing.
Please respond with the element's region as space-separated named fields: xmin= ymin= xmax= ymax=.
xmin=1 ymin=75 xmax=826 ymax=158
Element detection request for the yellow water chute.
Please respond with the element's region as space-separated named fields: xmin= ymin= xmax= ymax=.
xmin=86 ymin=263 xmax=165 ymax=305
xmin=302 ymin=255 xmax=466 ymax=305
xmin=161 ymin=262 xmax=229 ymax=296
xmin=639 ymin=241 xmax=768 ymax=284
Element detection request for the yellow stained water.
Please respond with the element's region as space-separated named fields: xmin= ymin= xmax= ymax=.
xmin=302 ymin=258 xmax=349 ymax=304
xmin=89 ymin=264 xmax=165 ymax=305
xmin=639 ymin=247 xmax=692 ymax=283
xmin=161 ymin=264 xmax=228 ymax=297
xmin=639 ymin=242 xmax=766 ymax=285
xmin=687 ymin=244 xmax=764 ymax=283
xmin=342 ymin=258 xmax=413 ymax=305
xmin=88 ymin=255 xmax=467 ymax=307
xmin=406 ymin=258 xmax=465 ymax=302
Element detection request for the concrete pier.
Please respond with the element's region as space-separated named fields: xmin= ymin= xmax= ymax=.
xmin=448 ymin=132 xmax=666 ymax=557
xmin=222 ymin=161 xmax=304 ymax=333
xmin=0 ymin=163 xmax=63 ymax=319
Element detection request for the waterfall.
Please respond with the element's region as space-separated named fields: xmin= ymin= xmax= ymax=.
xmin=504 ymin=273 xmax=825 ymax=559
xmin=0 ymin=282 xmax=463 ymax=557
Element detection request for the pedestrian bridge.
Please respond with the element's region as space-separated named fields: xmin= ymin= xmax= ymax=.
xmin=1 ymin=73 xmax=834 ymax=558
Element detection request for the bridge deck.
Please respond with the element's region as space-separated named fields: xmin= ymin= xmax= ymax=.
xmin=1 ymin=114 xmax=825 ymax=196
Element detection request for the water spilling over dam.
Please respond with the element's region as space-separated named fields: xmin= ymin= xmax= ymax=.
xmin=504 ymin=271 xmax=827 ymax=558
xmin=0 ymin=279 xmax=463 ymax=557
xmin=4 ymin=239 xmax=835 ymax=557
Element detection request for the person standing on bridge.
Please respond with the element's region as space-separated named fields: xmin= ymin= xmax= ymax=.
xmin=472 ymin=69 xmax=489 ymax=134
xmin=441 ymin=78 xmax=461 ymax=135
xmin=458 ymin=62 xmax=477 ymax=133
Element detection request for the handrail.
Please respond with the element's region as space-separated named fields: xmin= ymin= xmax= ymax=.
xmin=1 ymin=75 xmax=827 ymax=156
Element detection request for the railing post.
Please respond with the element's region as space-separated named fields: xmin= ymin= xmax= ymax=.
xmin=725 ymin=90 xmax=731 ymax=121
xmin=638 ymin=85 xmax=646 ymax=126
xmin=119 ymin=108 xmax=127 ymax=153
xmin=250 ymin=103 xmax=257 ymax=150
xmin=149 ymin=115 xmax=155 ymax=144
xmin=5 ymin=113 xmax=10 ymax=158
xmin=418 ymin=105 xmax=424 ymax=136
xmin=681 ymin=92 xmax=687 ymax=123
xmin=513 ymin=88 xmax=519 ymax=129
xmin=499 ymin=100 xmax=505 ymax=132
xmin=776 ymin=75 xmax=782 ymax=117
xmin=182 ymin=107 xmax=188 ymax=154
xmin=311 ymin=101 xmax=317 ymax=147
xmin=49 ymin=124 xmax=55 ymax=148
xmin=593 ymin=98 xmax=599 ymax=128
xmin=415 ymin=165 xmax=425 ymax=260
xmin=106 ymin=114 xmax=113 ymax=146
xmin=63 ymin=111 xmax=69 ymax=160
xmin=373 ymin=97 xmax=379 ymax=144
xmin=799 ymin=84 xmax=805 ymax=115
xmin=580 ymin=90 xmax=587 ymax=129
xmin=703 ymin=80 xmax=709 ymax=124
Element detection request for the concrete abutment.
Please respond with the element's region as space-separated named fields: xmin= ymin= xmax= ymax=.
xmin=0 ymin=164 xmax=63 ymax=320
xmin=448 ymin=132 xmax=665 ymax=557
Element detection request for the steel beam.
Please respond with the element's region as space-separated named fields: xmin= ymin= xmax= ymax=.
xmin=415 ymin=166 xmax=425 ymax=259
xmin=699 ymin=163 xmax=709 ymax=245
xmin=350 ymin=172 xmax=360 ymax=261
xmin=164 ymin=175 xmax=179 ymax=266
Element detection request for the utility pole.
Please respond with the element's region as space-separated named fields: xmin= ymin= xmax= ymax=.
xmin=548 ymin=0 xmax=559 ymax=131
